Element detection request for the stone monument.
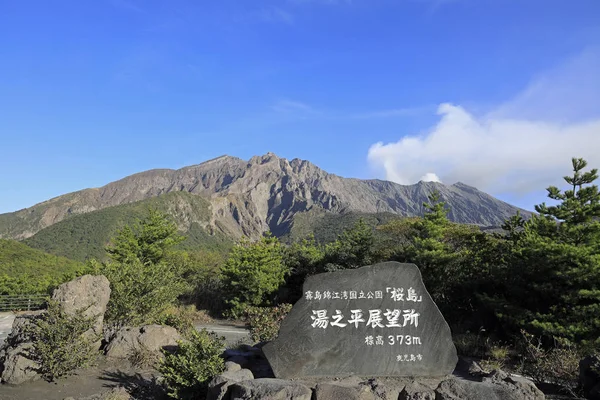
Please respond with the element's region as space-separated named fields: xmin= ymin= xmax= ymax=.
xmin=262 ymin=261 xmax=458 ymax=379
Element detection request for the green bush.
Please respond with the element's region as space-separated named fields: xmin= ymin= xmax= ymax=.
xmin=220 ymin=233 xmax=288 ymax=318
xmin=244 ymin=303 xmax=293 ymax=342
xmin=97 ymin=209 xmax=188 ymax=327
xmin=158 ymin=329 xmax=225 ymax=400
xmin=101 ymin=258 xmax=187 ymax=327
xmin=154 ymin=305 xmax=197 ymax=337
xmin=25 ymin=299 xmax=100 ymax=381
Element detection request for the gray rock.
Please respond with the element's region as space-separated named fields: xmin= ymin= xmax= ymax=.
xmin=225 ymin=361 xmax=242 ymax=372
xmin=105 ymin=324 xmax=181 ymax=360
xmin=580 ymin=355 xmax=600 ymax=400
xmin=360 ymin=378 xmax=403 ymax=400
xmin=0 ymin=343 xmax=40 ymax=385
xmin=398 ymin=382 xmax=435 ymax=400
xmin=1 ymin=310 xmax=45 ymax=348
xmin=434 ymin=375 xmax=545 ymax=400
xmin=229 ymin=378 xmax=312 ymax=400
xmin=207 ymin=368 xmax=254 ymax=400
xmin=263 ymin=262 xmax=458 ymax=378
xmin=314 ymin=381 xmax=376 ymax=400
xmin=51 ymin=274 xmax=111 ymax=346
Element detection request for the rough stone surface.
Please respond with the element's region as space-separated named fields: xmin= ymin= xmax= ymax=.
xmin=580 ymin=355 xmax=600 ymax=400
xmin=222 ymin=347 xmax=274 ymax=379
xmin=398 ymin=382 xmax=436 ymax=400
xmin=263 ymin=262 xmax=458 ymax=378
xmin=314 ymin=381 xmax=376 ymax=400
xmin=434 ymin=373 xmax=545 ymax=400
xmin=361 ymin=378 xmax=403 ymax=400
xmin=0 ymin=343 xmax=40 ymax=385
xmin=207 ymin=368 xmax=254 ymax=400
xmin=229 ymin=378 xmax=312 ymax=400
xmin=1 ymin=311 xmax=45 ymax=348
xmin=51 ymin=274 xmax=111 ymax=342
xmin=225 ymin=361 xmax=242 ymax=372
xmin=104 ymin=325 xmax=181 ymax=360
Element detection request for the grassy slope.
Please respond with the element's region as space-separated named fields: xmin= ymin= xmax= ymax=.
xmin=24 ymin=192 xmax=234 ymax=262
xmin=0 ymin=239 xmax=87 ymax=294
xmin=0 ymin=239 xmax=83 ymax=278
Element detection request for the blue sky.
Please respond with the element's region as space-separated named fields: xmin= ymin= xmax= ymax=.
xmin=1 ymin=0 xmax=599 ymax=214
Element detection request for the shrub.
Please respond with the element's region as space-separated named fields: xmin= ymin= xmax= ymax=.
xmin=101 ymin=257 xmax=187 ymax=328
xmin=154 ymin=305 xmax=197 ymax=337
xmin=158 ymin=329 xmax=225 ymax=400
xmin=220 ymin=234 xmax=288 ymax=317
xmin=480 ymin=344 xmax=510 ymax=372
xmin=244 ymin=304 xmax=293 ymax=342
xmin=518 ymin=330 xmax=582 ymax=393
xmin=25 ymin=299 xmax=100 ymax=381
xmin=453 ymin=330 xmax=490 ymax=359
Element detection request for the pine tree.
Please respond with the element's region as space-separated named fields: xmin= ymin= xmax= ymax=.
xmin=502 ymin=158 xmax=600 ymax=348
xmin=220 ymin=233 xmax=288 ymax=317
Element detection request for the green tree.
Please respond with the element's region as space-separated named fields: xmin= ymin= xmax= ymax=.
xmin=497 ymin=158 xmax=600 ymax=348
xmin=378 ymin=191 xmax=502 ymax=329
xmin=281 ymin=234 xmax=326 ymax=303
xmin=98 ymin=209 xmax=187 ymax=326
xmin=106 ymin=208 xmax=185 ymax=265
xmin=323 ymin=218 xmax=376 ymax=271
xmin=220 ymin=233 xmax=288 ymax=317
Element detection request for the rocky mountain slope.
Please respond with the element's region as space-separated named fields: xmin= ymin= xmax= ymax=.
xmin=0 ymin=152 xmax=532 ymax=244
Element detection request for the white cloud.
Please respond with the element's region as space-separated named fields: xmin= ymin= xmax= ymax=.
xmin=367 ymin=48 xmax=600 ymax=197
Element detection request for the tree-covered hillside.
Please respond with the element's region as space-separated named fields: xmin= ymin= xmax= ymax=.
xmin=0 ymin=239 xmax=86 ymax=294
xmin=23 ymin=192 xmax=233 ymax=262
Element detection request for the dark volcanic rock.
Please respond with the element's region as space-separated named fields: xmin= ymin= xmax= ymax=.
xmin=262 ymin=262 xmax=458 ymax=379
xmin=228 ymin=378 xmax=312 ymax=400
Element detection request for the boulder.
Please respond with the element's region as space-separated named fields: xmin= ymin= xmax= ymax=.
xmin=435 ymin=373 xmax=545 ymax=400
xmin=207 ymin=368 xmax=254 ymax=400
xmin=104 ymin=325 xmax=181 ymax=360
xmin=0 ymin=343 xmax=40 ymax=385
xmin=314 ymin=381 xmax=376 ymax=400
xmin=263 ymin=262 xmax=458 ymax=379
xmin=580 ymin=355 xmax=600 ymax=400
xmin=222 ymin=346 xmax=274 ymax=379
xmin=51 ymin=274 xmax=111 ymax=343
xmin=229 ymin=378 xmax=312 ymax=400
xmin=398 ymin=381 xmax=436 ymax=400
xmin=1 ymin=310 xmax=45 ymax=349
xmin=225 ymin=361 xmax=242 ymax=372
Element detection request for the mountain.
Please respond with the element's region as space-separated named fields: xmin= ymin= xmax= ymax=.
xmin=22 ymin=191 xmax=233 ymax=262
xmin=0 ymin=152 xmax=531 ymax=257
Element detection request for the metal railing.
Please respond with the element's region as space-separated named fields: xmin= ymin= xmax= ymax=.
xmin=0 ymin=294 xmax=48 ymax=312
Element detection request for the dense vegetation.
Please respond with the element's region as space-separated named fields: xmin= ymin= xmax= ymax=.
xmin=0 ymin=239 xmax=87 ymax=295
xmin=23 ymin=191 xmax=233 ymax=262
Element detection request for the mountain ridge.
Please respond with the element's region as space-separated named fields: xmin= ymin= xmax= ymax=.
xmin=0 ymin=152 xmax=532 ymax=242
